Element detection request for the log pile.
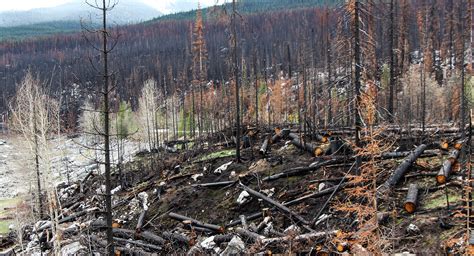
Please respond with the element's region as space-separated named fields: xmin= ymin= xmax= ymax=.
xmin=6 ymin=124 xmax=470 ymax=255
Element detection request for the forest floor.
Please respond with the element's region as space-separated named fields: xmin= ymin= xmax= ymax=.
xmin=0 ymin=125 xmax=472 ymax=254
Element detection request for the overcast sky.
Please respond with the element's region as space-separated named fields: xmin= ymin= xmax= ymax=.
xmin=0 ymin=0 xmax=224 ymax=13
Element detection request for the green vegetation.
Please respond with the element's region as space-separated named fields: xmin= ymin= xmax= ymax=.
xmin=198 ymin=149 xmax=236 ymax=162
xmin=0 ymin=21 xmax=96 ymax=41
xmin=149 ymin=0 xmax=337 ymax=23
xmin=0 ymin=197 xmax=22 ymax=234
xmin=423 ymin=192 xmax=461 ymax=210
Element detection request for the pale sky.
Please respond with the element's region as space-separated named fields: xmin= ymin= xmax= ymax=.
xmin=0 ymin=0 xmax=225 ymax=13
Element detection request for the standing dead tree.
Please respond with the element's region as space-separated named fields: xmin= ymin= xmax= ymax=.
xmin=82 ymin=0 xmax=119 ymax=254
xmin=231 ymin=0 xmax=241 ymax=162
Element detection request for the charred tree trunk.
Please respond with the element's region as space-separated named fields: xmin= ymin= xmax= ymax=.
xmin=381 ymin=144 xmax=427 ymax=192
xmin=231 ymin=0 xmax=241 ymax=162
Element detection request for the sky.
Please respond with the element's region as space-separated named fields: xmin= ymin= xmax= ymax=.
xmin=0 ymin=0 xmax=225 ymax=13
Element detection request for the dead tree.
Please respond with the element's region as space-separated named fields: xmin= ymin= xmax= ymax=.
xmin=83 ymin=0 xmax=118 ymax=253
xmin=231 ymin=0 xmax=241 ymax=162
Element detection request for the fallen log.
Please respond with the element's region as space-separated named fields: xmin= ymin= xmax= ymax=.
xmin=261 ymin=230 xmax=338 ymax=244
xmin=113 ymin=236 xmax=162 ymax=251
xmin=270 ymin=128 xmax=290 ymax=143
xmin=213 ymin=234 xmax=234 ymax=244
xmin=37 ymin=207 xmax=98 ymax=232
xmin=226 ymin=184 xmax=344 ymax=228
xmin=191 ymin=181 xmax=236 ymax=188
xmin=136 ymin=210 xmax=147 ymax=232
xmin=168 ymin=212 xmax=223 ymax=233
xmin=436 ymin=149 xmax=460 ymax=184
xmin=454 ymin=140 xmax=466 ymax=150
xmin=404 ymin=184 xmax=418 ymax=214
xmin=239 ymin=183 xmax=309 ymax=225
xmin=290 ymin=137 xmax=325 ymax=157
xmin=162 ymin=231 xmax=193 ymax=245
xmin=262 ymin=159 xmax=338 ymax=182
xmin=380 ymin=149 xmax=437 ymax=159
xmin=380 ymin=144 xmax=427 ymax=192
xmin=113 ymin=228 xmax=166 ymax=245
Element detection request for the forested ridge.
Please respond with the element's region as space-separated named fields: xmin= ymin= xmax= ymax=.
xmin=1 ymin=0 xmax=471 ymax=128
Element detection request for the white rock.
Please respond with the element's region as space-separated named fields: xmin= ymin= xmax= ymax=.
xmin=237 ymin=191 xmax=250 ymax=205
xmin=261 ymin=188 xmax=275 ymax=197
xmin=220 ymin=236 xmax=245 ymax=256
xmin=406 ymin=223 xmax=420 ymax=234
xmin=284 ymin=224 xmax=301 ymax=235
xmin=61 ymin=241 xmax=86 ymax=256
xmin=138 ymin=192 xmax=149 ymax=210
xmin=111 ymin=185 xmax=122 ymax=195
xmin=200 ymin=236 xmax=216 ymax=249
xmin=191 ymin=173 xmax=204 ymax=181
xmin=318 ymin=183 xmax=326 ymax=191
xmin=214 ymin=161 xmax=233 ymax=174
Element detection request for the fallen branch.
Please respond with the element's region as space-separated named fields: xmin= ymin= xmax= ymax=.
xmin=113 ymin=236 xmax=162 ymax=251
xmin=238 ymin=183 xmax=309 ymax=225
xmin=191 ymin=181 xmax=236 ymax=188
xmin=136 ymin=210 xmax=147 ymax=232
xmin=261 ymin=230 xmax=338 ymax=244
xmin=262 ymin=159 xmax=338 ymax=182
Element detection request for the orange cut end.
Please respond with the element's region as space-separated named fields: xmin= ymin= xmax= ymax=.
xmin=315 ymin=148 xmax=324 ymax=156
xmin=321 ymin=136 xmax=329 ymax=143
xmin=436 ymin=175 xmax=446 ymax=184
xmin=404 ymin=202 xmax=416 ymax=213
xmin=441 ymin=142 xmax=449 ymax=150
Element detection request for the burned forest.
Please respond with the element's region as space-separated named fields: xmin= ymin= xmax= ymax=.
xmin=0 ymin=0 xmax=473 ymax=255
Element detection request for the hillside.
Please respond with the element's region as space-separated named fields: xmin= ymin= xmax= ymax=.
xmin=0 ymin=0 xmax=332 ymax=41
xmin=0 ymin=0 xmax=161 ymax=41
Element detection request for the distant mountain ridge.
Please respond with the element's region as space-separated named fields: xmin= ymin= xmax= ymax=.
xmin=0 ymin=0 xmax=162 ymax=27
xmin=0 ymin=0 xmax=332 ymax=41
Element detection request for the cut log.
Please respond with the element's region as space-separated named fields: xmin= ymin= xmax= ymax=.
xmin=213 ymin=234 xmax=234 ymax=244
xmin=239 ymin=183 xmax=309 ymax=225
xmin=168 ymin=212 xmax=223 ymax=233
xmin=447 ymin=149 xmax=460 ymax=163
xmin=270 ymin=128 xmax=290 ymax=143
xmin=381 ymin=144 xmax=427 ymax=192
xmin=404 ymin=184 xmax=418 ymax=214
xmin=260 ymin=138 xmax=270 ymax=155
xmin=440 ymin=140 xmax=449 ymax=150
xmin=436 ymin=150 xmax=460 ymax=184
xmin=290 ymin=137 xmax=324 ymax=157
xmin=454 ymin=140 xmax=466 ymax=150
